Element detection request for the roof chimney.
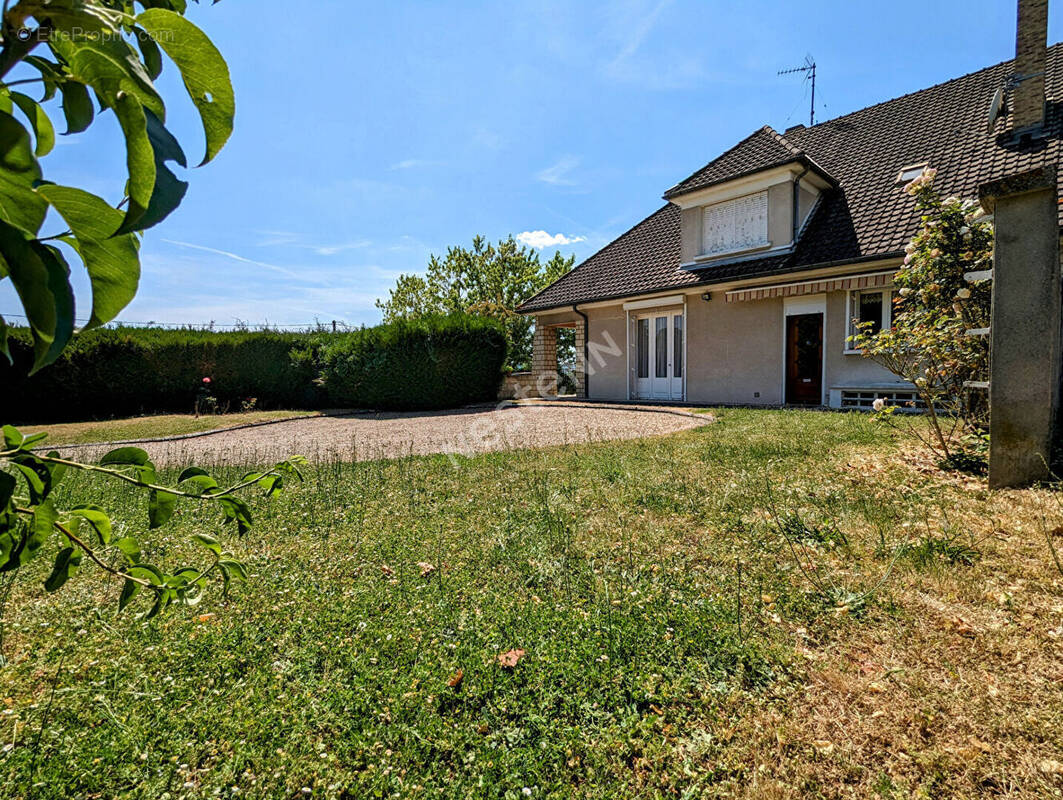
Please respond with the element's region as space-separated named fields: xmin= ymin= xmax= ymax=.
xmin=1012 ymin=0 xmax=1048 ymax=130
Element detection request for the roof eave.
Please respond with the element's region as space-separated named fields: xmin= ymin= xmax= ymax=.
xmin=518 ymin=250 xmax=906 ymax=315
xmin=662 ymin=154 xmax=837 ymax=201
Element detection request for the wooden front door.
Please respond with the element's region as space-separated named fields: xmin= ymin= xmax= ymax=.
xmin=786 ymin=313 xmax=823 ymax=405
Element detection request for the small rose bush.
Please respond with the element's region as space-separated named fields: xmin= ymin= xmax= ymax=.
xmin=855 ymin=168 xmax=992 ymax=467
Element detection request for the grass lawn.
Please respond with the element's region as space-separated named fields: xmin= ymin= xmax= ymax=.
xmin=1 ymin=409 xmax=1061 ymax=798
xmin=20 ymin=410 xmax=321 ymax=446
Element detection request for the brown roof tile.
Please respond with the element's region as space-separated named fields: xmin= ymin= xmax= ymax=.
xmin=520 ymin=46 xmax=1063 ymax=313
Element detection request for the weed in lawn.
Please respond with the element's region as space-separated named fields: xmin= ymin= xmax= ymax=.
xmin=900 ymin=531 xmax=981 ymax=567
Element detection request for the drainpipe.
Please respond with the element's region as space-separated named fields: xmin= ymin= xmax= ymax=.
xmin=792 ymin=165 xmax=810 ymax=243
xmin=573 ymin=304 xmax=589 ymax=399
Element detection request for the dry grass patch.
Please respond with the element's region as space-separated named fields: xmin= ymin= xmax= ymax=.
xmin=716 ymin=444 xmax=1063 ymax=800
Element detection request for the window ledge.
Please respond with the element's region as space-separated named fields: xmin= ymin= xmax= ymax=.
xmin=843 ymin=348 xmax=864 ymax=355
xmin=693 ymin=241 xmax=772 ymax=263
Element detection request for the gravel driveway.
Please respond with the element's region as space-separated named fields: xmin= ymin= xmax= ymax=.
xmin=63 ymin=402 xmax=711 ymax=466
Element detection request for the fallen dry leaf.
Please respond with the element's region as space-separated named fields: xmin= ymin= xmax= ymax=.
xmin=417 ymin=561 xmax=436 ymax=578
xmin=497 ymin=648 xmax=526 ymax=669
xmin=447 ymin=669 xmax=464 ymax=689
xmin=812 ymin=739 xmax=835 ymax=755
xmin=380 ymin=564 xmax=395 ymax=578
xmin=196 ymin=613 xmax=214 ymax=623
xmin=1041 ymin=759 xmax=1063 ymax=776
xmin=954 ymin=617 xmax=977 ymax=637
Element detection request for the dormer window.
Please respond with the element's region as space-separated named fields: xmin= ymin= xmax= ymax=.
xmin=701 ymin=191 xmax=769 ymax=258
xmin=895 ymin=163 xmax=927 ymax=186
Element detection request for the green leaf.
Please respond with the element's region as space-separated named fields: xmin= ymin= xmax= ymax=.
xmin=0 ymin=108 xmax=40 ymax=180
xmin=178 ymin=466 xmax=209 ymax=482
xmin=137 ymin=9 xmax=235 ymax=165
xmin=183 ymin=474 xmax=219 ymax=495
xmin=69 ymin=505 xmax=112 ymax=545
xmin=217 ymin=558 xmax=247 ymax=582
xmin=12 ymin=453 xmax=60 ymax=503
xmin=20 ymin=432 xmax=48 ymax=449
xmin=148 ymin=489 xmax=177 ymax=529
xmin=191 ymin=532 xmax=221 ymax=556
xmin=0 ymin=314 xmax=10 ymax=366
xmin=2 ymin=425 xmax=23 ymax=450
xmin=124 ymin=109 xmax=188 ymax=233
xmin=259 ymin=474 xmax=283 ymax=497
xmin=28 ymin=499 xmax=57 ymax=560
xmin=0 ymin=471 xmax=15 ymax=509
xmin=217 ymin=496 xmax=252 ymax=535
xmin=37 ymin=185 xmax=140 ymax=330
xmin=0 ymin=526 xmax=21 ymax=572
xmin=57 ymin=80 xmax=95 ymax=134
xmin=44 ymin=546 xmax=82 ymax=592
xmin=9 ymin=92 xmax=55 ymax=157
xmin=113 ymin=92 xmax=156 ymax=235
xmin=0 ymin=220 xmax=62 ymax=369
xmin=0 ymin=111 xmax=47 ymax=236
xmin=28 ymin=242 xmax=76 ymax=373
xmin=114 ymin=536 xmax=141 ymax=565
xmin=100 ymin=446 xmax=150 ymax=466
xmin=49 ymin=30 xmax=164 ymax=119
xmin=118 ymin=578 xmax=139 ymax=611
xmin=128 ymin=564 xmax=164 ymax=585
xmin=23 ymin=56 xmax=63 ymax=103
xmin=137 ymin=31 xmax=164 ymax=80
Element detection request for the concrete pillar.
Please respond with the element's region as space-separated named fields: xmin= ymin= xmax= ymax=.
xmin=531 ymin=323 xmax=558 ymax=398
xmin=573 ymin=324 xmax=587 ymax=398
xmin=979 ymin=166 xmax=1061 ymax=487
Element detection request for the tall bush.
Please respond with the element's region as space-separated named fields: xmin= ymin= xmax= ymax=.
xmin=0 ymin=328 xmax=330 ymax=422
xmin=854 ymin=167 xmax=993 ymax=466
xmin=319 ymin=315 xmax=507 ymax=411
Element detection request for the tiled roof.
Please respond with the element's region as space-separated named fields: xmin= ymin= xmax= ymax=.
xmin=520 ymin=46 xmax=1063 ymax=313
xmin=662 ymin=125 xmax=817 ymax=198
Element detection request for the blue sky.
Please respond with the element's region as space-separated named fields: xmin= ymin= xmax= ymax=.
xmin=3 ymin=0 xmax=1061 ymax=328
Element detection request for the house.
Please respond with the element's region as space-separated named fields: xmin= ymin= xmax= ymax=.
xmin=518 ymin=0 xmax=1062 ymax=409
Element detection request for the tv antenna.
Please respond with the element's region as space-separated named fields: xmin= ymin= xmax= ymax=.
xmin=779 ymin=55 xmax=817 ymax=127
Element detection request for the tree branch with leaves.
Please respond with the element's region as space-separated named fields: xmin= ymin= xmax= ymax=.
xmin=0 ymin=2 xmax=305 ymax=618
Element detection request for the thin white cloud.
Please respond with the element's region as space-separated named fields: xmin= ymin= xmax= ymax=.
xmin=537 ymin=155 xmax=580 ymax=186
xmin=252 ymin=230 xmax=372 ymax=256
xmin=516 ymin=230 xmax=586 ymax=249
xmin=388 ymin=158 xmax=444 ymax=171
xmin=606 ymin=0 xmax=672 ymax=71
xmin=162 ymin=239 xmax=302 ymax=279
xmin=313 ymin=241 xmax=371 ymax=256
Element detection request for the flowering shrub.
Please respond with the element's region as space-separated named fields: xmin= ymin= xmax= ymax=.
xmin=195 ymin=375 xmax=218 ymax=416
xmin=854 ymin=168 xmax=993 ymax=466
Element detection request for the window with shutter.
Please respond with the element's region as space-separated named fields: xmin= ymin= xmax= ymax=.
xmin=701 ymin=191 xmax=769 ymax=257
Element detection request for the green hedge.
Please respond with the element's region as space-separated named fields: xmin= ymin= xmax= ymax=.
xmin=0 ymin=327 xmax=331 ymax=423
xmin=0 ymin=315 xmax=507 ymax=422
xmin=318 ymin=315 xmax=507 ymax=411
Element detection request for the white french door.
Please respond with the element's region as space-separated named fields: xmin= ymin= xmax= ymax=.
xmin=635 ymin=310 xmax=684 ymax=401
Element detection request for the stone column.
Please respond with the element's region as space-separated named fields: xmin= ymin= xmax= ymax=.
xmin=531 ymin=323 xmax=558 ymax=398
xmin=572 ymin=324 xmax=587 ymax=398
xmin=979 ymin=166 xmax=1061 ymax=487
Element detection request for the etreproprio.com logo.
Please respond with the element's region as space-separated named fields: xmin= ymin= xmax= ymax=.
xmin=14 ymin=27 xmax=174 ymax=44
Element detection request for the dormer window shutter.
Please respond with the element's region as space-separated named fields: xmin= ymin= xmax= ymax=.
xmin=701 ymin=191 xmax=769 ymax=257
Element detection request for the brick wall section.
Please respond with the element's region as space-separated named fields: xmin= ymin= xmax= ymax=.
xmin=532 ymin=324 xmax=558 ymax=397
xmin=1014 ymin=0 xmax=1048 ymax=128
xmin=573 ymin=324 xmax=587 ymax=397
